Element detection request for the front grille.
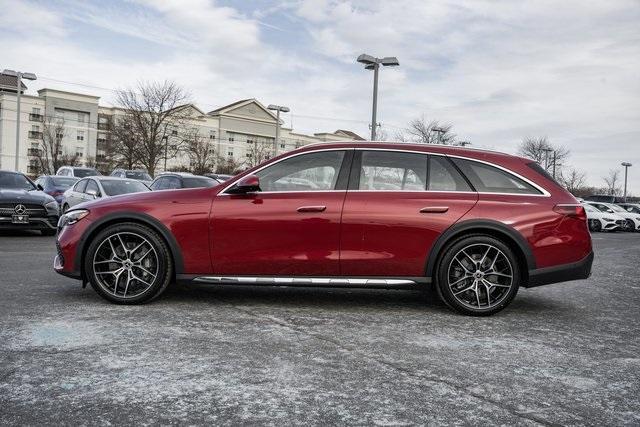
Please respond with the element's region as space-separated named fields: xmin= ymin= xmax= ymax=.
xmin=0 ymin=203 xmax=47 ymax=217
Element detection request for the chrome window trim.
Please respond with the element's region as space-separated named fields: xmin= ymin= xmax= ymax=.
xmin=218 ymin=147 xmax=550 ymax=197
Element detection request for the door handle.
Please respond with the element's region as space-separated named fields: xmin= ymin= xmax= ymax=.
xmin=297 ymin=205 xmax=327 ymax=213
xmin=420 ymin=206 xmax=449 ymax=213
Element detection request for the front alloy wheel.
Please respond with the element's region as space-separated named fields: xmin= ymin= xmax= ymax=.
xmin=436 ymin=235 xmax=520 ymax=316
xmin=85 ymin=223 xmax=173 ymax=304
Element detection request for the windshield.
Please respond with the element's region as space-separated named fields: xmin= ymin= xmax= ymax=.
xmin=0 ymin=172 xmax=36 ymax=191
xmin=609 ymin=204 xmax=626 ymax=212
xmin=125 ymin=171 xmax=152 ymax=180
xmin=74 ymin=168 xmax=100 ymax=178
xmin=51 ymin=177 xmax=78 ymax=189
xmin=183 ymin=177 xmax=218 ymax=188
xmin=101 ymin=179 xmax=150 ymax=196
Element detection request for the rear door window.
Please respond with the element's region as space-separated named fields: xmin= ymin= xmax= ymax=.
xmin=428 ymin=156 xmax=472 ymax=192
xmin=358 ymin=151 xmax=427 ymax=191
xmin=452 ymin=158 xmax=542 ymax=195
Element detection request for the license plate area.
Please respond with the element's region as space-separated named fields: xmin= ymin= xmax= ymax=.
xmin=12 ymin=214 xmax=29 ymax=224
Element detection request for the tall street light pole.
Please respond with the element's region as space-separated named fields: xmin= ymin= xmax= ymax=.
xmin=357 ymin=54 xmax=399 ymax=141
xmin=621 ymin=162 xmax=632 ymax=202
xmin=432 ymin=127 xmax=445 ymax=144
xmin=268 ymin=104 xmax=290 ymax=154
xmin=2 ymin=69 xmax=37 ymax=172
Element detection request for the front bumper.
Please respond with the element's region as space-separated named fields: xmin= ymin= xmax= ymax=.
xmin=526 ymin=251 xmax=594 ymax=288
xmin=0 ymin=216 xmax=58 ymax=230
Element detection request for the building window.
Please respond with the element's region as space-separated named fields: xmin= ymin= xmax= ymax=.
xmin=29 ymin=108 xmax=43 ymax=121
xmin=31 ymin=125 xmax=39 ymax=132
xmin=209 ymin=131 xmax=216 ymax=140
xmin=247 ymin=139 xmax=254 ymax=144
xmin=77 ymin=131 xmax=84 ymax=141
xmin=97 ymin=133 xmax=107 ymax=143
xmin=280 ymin=144 xmax=285 ymax=149
xmin=76 ymin=148 xmax=84 ymax=157
xmin=246 ymin=153 xmax=252 ymax=158
xmin=228 ymin=136 xmax=234 ymax=142
xmin=227 ymin=151 xmax=233 ymax=157
xmin=56 ymin=132 xmax=64 ymax=140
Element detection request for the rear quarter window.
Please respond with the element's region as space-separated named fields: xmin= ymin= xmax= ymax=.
xmin=452 ymin=158 xmax=542 ymax=195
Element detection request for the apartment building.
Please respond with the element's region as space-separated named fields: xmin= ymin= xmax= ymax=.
xmin=0 ymin=75 xmax=363 ymax=176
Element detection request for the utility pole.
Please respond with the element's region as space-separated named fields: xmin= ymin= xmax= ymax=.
xmin=552 ymin=151 xmax=557 ymax=179
xmin=356 ymin=54 xmax=399 ymax=141
xmin=268 ymin=104 xmax=289 ymax=155
xmin=2 ymin=69 xmax=37 ymax=172
xmin=432 ymin=127 xmax=445 ymax=144
xmin=621 ymin=162 xmax=632 ymax=202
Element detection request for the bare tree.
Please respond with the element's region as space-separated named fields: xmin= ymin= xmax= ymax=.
xmin=603 ymin=169 xmax=621 ymax=195
xmin=115 ymin=80 xmax=191 ymax=176
xmin=517 ymin=137 xmax=570 ymax=172
xmin=29 ymin=117 xmax=81 ymax=174
xmin=558 ymin=168 xmax=587 ymax=195
xmin=182 ymin=129 xmax=216 ymax=175
xmin=244 ymin=141 xmax=273 ymax=168
xmin=406 ymin=115 xmax=456 ymax=144
xmin=109 ymin=115 xmax=141 ymax=170
xmin=215 ymin=155 xmax=243 ymax=175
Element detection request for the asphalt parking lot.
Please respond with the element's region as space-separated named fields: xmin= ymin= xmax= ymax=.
xmin=0 ymin=231 xmax=639 ymax=425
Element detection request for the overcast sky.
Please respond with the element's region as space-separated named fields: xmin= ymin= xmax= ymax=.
xmin=1 ymin=0 xmax=639 ymax=191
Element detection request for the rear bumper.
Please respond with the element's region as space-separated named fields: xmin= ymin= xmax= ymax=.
xmin=526 ymin=251 xmax=594 ymax=288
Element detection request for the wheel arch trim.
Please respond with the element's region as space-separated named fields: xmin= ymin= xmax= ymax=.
xmin=74 ymin=211 xmax=184 ymax=277
xmin=425 ymin=219 xmax=536 ymax=279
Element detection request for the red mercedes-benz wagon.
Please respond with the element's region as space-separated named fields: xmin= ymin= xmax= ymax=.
xmin=54 ymin=142 xmax=593 ymax=315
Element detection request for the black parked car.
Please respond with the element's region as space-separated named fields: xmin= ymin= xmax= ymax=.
xmin=0 ymin=170 xmax=59 ymax=235
xmin=149 ymin=172 xmax=219 ymax=190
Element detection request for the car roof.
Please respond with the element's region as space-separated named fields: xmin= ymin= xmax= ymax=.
xmin=80 ymin=176 xmax=136 ymax=181
xmin=289 ymin=141 xmax=530 ymax=163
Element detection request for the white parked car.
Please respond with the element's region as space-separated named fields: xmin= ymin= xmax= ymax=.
xmin=582 ymin=203 xmax=624 ymax=232
xmin=586 ymin=202 xmax=640 ymax=232
xmin=61 ymin=176 xmax=150 ymax=213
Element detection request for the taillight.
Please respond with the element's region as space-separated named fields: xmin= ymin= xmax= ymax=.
xmin=554 ymin=204 xmax=586 ymax=220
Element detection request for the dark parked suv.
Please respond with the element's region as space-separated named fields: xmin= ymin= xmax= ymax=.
xmin=0 ymin=171 xmax=59 ymax=235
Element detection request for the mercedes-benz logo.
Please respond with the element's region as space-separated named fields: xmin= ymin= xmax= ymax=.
xmin=14 ymin=204 xmax=27 ymax=215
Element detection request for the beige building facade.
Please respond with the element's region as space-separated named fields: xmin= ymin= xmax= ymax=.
xmin=0 ymin=77 xmax=363 ymax=176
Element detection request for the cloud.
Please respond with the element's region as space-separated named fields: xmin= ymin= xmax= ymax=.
xmin=0 ymin=0 xmax=638 ymax=190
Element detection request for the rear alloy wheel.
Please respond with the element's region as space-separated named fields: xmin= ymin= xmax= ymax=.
xmin=436 ymin=235 xmax=520 ymax=316
xmin=624 ymin=219 xmax=635 ymax=232
xmin=85 ymin=223 xmax=172 ymax=304
xmin=588 ymin=219 xmax=602 ymax=232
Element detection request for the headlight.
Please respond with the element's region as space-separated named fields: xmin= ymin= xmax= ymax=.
xmin=58 ymin=209 xmax=90 ymax=228
xmin=45 ymin=201 xmax=59 ymax=213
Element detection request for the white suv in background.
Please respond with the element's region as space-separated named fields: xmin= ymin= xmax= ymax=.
xmin=582 ymin=203 xmax=624 ymax=232
xmin=56 ymin=166 xmax=101 ymax=178
xmin=586 ymin=202 xmax=640 ymax=232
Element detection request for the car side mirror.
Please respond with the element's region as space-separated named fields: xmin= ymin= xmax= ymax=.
xmin=86 ymin=189 xmax=100 ymax=198
xmin=36 ymin=184 xmax=44 ymax=191
xmin=228 ymin=175 xmax=260 ymax=194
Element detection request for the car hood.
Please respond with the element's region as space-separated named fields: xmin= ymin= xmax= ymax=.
xmin=0 ymin=188 xmax=55 ymax=205
xmin=69 ymin=187 xmax=213 ymax=211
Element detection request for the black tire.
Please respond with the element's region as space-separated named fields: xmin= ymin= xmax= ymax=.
xmin=588 ymin=219 xmax=602 ymax=232
xmin=435 ymin=234 xmax=520 ymax=316
xmin=84 ymin=222 xmax=173 ymax=304
xmin=624 ymin=219 xmax=635 ymax=232
xmin=41 ymin=229 xmax=56 ymax=236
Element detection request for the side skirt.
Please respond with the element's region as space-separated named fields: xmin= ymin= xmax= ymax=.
xmin=177 ymin=274 xmax=431 ymax=290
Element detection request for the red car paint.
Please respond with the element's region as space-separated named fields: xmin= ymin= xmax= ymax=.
xmin=55 ymin=142 xmax=592 ymax=287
